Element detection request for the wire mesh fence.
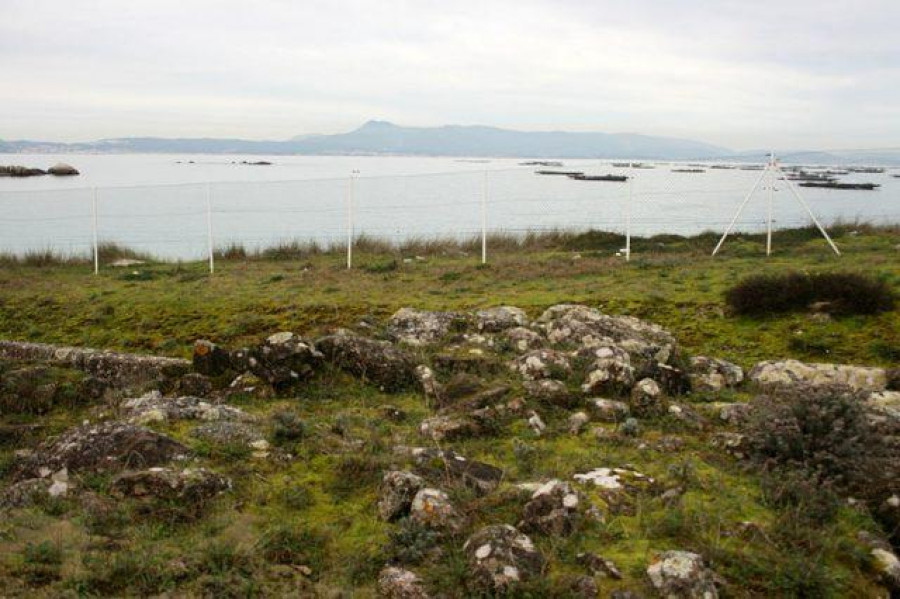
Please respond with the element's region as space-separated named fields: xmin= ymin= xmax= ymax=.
xmin=1 ymin=163 xmax=898 ymax=270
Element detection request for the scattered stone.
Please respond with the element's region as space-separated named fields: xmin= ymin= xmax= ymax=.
xmin=249 ymin=332 xmax=322 ymax=388
xmin=567 ymin=575 xmax=599 ymax=598
xmin=581 ymin=355 xmax=636 ymax=394
xmin=690 ymin=357 xmax=744 ymax=392
xmin=410 ymin=488 xmax=464 ymax=533
xmin=578 ymin=552 xmax=623 ymax=579
xmin=463 ymin=525 xmax=545 ymax=592
xmin=527 ymin=411 xmax=547 ymax=436
xmin=504 ymin=327 xmax=544 ymax=353
xmin=225 ymin=372 xmax=274 ymax=400
xmin=377 ymin=567 xmax=431 ymax=598
xmin=749 ymin=360 xmax=887 ymax=392
xmin=419 ymin=415 xmax=482 ymax=442
xmin=524 ymin=379 xmax=573 ymax=407
xmin=649 ymin=362 xmax=692 ymax=396
xmin=573 ymin=467 xmax=657 ymax=515
xmin=378 ymin=471 xmax=426 ymax=521
xmin=711 ymin=402 xmax=751 ymax=426
xmin=408 ymin=448 xmax=504 ymax=495
xmin=0 ymin=340 xmax=190 ymax=391
xmin=630 ymin=378 xmax=666 ymax=418
xmin=191 ymin=421 xmax=266 ymax=448
xmin=474 ymin=306 xmax=529 ymax=332
xmin=519 ymin=479 xmax=584 ymax=536
xmin=646 ymin=550 xmax=719 ymax=599
xmin=586 ymin=398 xmax=630 ymax=423
xmin=568 ymin=412 xmax=589 ymax=435
xmin=511 ymin=349 xmax=572 ymax=381
xmin=1 ymin=469 xmax=73 ymax=509
xmin=173 ymin=373 xmax=213 ymax=397
xmin=14 ymin=421 xmax=188 ymax=479
xmin=110 ymin=467 xmax=230 ymax=506
xmin=666 ymin=403 xmax=705 ymax=429
xmin=121 ymin=392 xmax=252 ymax=425
xmin=317 ymin=330 xmax=417 ymax=391
xmin=388 ymin=308 xmax=463 ymax=346
xmin=620 ymin=417 xmax=641 ymax=437
xmin=193 ymin=340 xmax=232 ymax=376
xmin=710 ymin=432 xmax=749 ymax=459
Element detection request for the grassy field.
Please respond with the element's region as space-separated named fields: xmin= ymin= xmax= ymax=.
xmin=0 ymin=225 xmax=898 ymax=597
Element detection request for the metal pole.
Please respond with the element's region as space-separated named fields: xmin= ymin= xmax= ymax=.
xmin=481 ymin=169 xmax=487 ymax=264
xmin=346 ymin=171 xmax=356 ymax=269
xmin=625 ymin=167 xmax=633 ymax=261
xmin=766 ymin=156 xmax=774 ymax=256
xmin=206 ymin=182 xmax=215 ymax=274
xmin=91 ymin=187 xmax=99 ymax=275
xmin=776 ymin=165 xmax=841 ymax=256
xmin=712 ymin=167 xmax=769 ymax=256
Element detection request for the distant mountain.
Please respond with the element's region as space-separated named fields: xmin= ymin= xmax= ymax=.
xmin=722 ymin=148 xmax=900 ymax=166
xmin=0 ymin=120 xmax=731 ymax=159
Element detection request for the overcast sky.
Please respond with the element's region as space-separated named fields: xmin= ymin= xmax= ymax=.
xmin=1 ymin=0 xmax=898 ymax=150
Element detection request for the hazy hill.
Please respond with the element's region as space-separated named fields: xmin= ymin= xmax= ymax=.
xmin=0 ymin=121 xmax=731 ymax=159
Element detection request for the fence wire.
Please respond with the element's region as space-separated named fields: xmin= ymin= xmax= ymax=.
xmin=1 ymin=163 xmax=898 ymax=265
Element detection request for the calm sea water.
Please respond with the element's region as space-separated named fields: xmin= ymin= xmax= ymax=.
xmin=1 ymin=153 xmax=898 ymax=259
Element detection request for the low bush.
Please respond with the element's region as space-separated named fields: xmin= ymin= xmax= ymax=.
xmin=725 ymin=271 xmax=895 ymax=316
xmin=743 ymin=384 xmax=900 ymax=526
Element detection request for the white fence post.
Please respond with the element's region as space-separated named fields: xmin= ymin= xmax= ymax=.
xmin=625 ymin=170 xmax=633 ymax=262
xmin=91 ymin=187 xmax=99 ymax=275
xmin=206 ymin=182 xmax=215 ymax=274
xmin=346 ymin=170 xmax=357 ymax=269
xmin=481 ymin=169 xmax=488 ymax=264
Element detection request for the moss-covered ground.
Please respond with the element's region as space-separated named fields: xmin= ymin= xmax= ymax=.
xmin=0 ymin=226 xmax=898 ymax=597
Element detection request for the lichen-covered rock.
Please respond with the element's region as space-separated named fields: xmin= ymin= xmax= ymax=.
xmin=463 ymin=525 xmax=545 ymax=591
xmin=504 ymin=327 xmax=544 ymax=353
xmin=408 ymin=448 xmax=504 ymax=495
xmin=193 ymin=339 xmax=232 ymax=376
xmin=690 ymin=357 xmax=744 ymax=392
xmin=707 ymin=402 xmax=751 ymax=426
xmin=388 ymin=308 xmax=463 ymax=346
xmin=110 ymin=467 xmax=230 ymax=505
xmin=586 ymin=398 xmax=630 ymax=422
xmin=14 ymin=422 xmax=187 ymax=480
xmin=511 ymin=349 xmax=572 ymax=381
xmin=519 ymin=479 xmax=584 ymax=536
xmin=536 ymin=305 xmax=677 ymax=365
xmin=527 ymin=411 xmax=547 ymax=436
xmin=316 ymin=329 xmax=417 ymax=391
xmin=524 ymin=378 xmax=573 ymax=407
xmin=225 ymin=372 xmax=274 ymax=400
xmin=578 ymin=552 xmax=623 ymax=579
xmin=646 ymin=551 xmax=719 ymax=598
xmin=377 ymin=567 xmax=431 ymax=599
xmin=666 ymin=403 xmax=706 ymax=429
xmin=474 ymin=306 xmax=528 ymax=332
xmin=630 ymin=378 xmax=666 ymax=418
xmin=568 ymin=412 xmax=589 ymax=435
xmin=173 ymin=372 xmax=213 ymax=397
xmin=1 ymin=469 xmax=73 ymax=509
xmin=191 ymin=421 xmax=267 ymax=451
xmin=573 ymin=467 xmax=657 ymax=515
xmin=709 ymin=432 xmax=749 ymax=459
xmin=121 ymin=392 xmax=252 ymax=425
xmin=247 ymin=332 xmax=322 ymax=388
xmin=0 ymin=340 xmax=190 ymax=391
xmin=866 ymin=390 xmax=900 ymax=424
xmin=419 ymin=415 xmax=482 ymax=442
xmin=410 ymin=488 xmax=464 ymax=533
xmin=378 ymin=470 xmax=426 ymax=521
xmin=581 ymin=356 xmax=636 ymax=394
xmin=749 ymin=360 xmax=886 ymax=392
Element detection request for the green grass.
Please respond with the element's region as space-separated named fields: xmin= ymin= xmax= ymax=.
xmin=0 ymin=226 xmax=897 ymax=596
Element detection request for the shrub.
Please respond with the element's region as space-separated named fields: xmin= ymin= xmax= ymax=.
xmin=270 ymin=409 xmax=307 ymax=446
xmin=725 ymin=271 xmax=895 ymax=316
xmin=385 ymin=518 xmax=439 ymax=565
xmin=743 ymin=384 xmax=900 ymax=527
